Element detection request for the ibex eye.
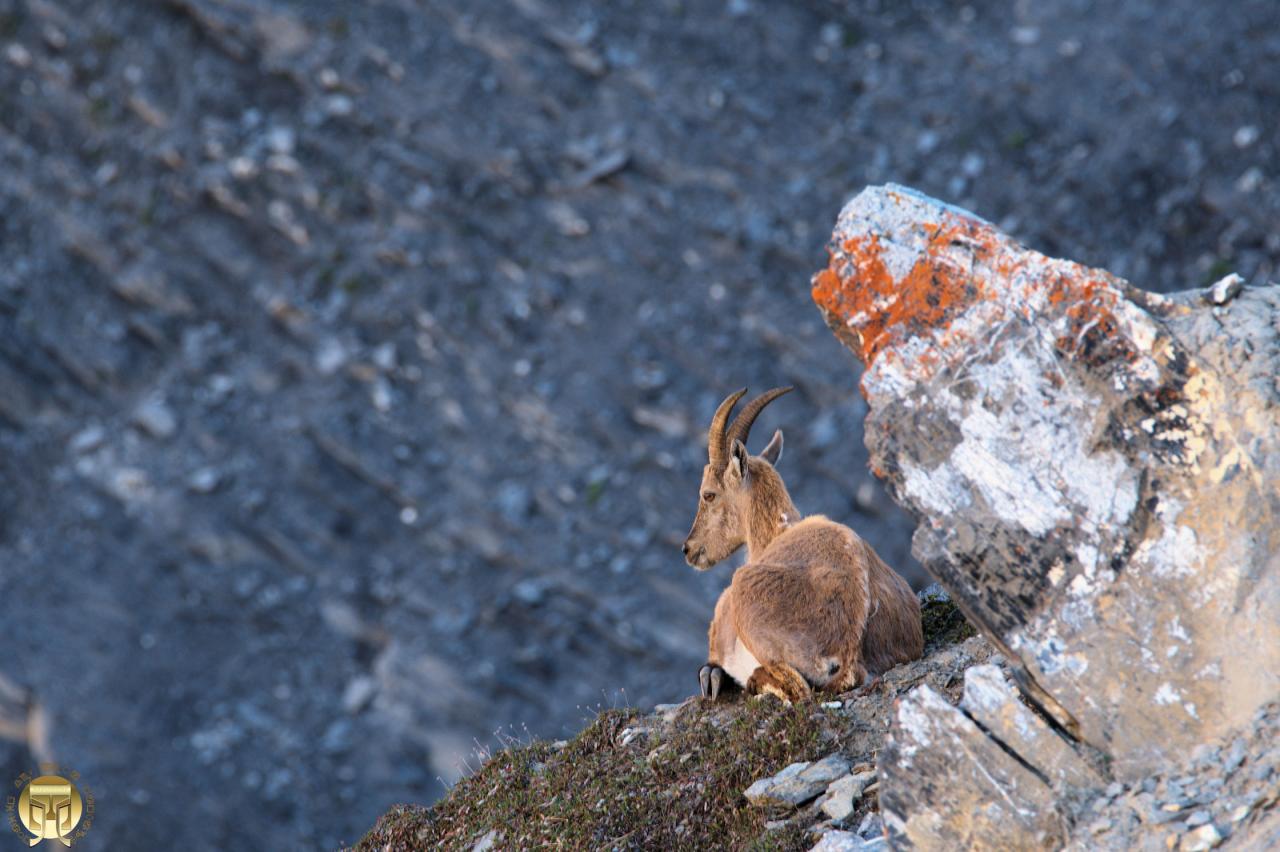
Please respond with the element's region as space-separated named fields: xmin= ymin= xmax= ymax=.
xmin=702 ymin=492 xmax=716 ymax=503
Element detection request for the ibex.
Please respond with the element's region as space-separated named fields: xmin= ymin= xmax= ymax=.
xmin=682 ymin=387 xmax=923 ymax=702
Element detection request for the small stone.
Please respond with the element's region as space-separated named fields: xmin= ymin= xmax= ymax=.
xmin=961 ymin=152 xmax=985 ymax=178
xmin=1232 ymin=126 xmax=1259 ymax=148
xmin=228 ymin=156 xmax=258 ymax=180
xmin=809 ymin=829 xmax=864 ymax=851
xmin=618 ymin=727 xmax=644 ymax=747
xmin=372 ymin=342 xmax=397 ymax=370
xmin=342 ymin=676 xmax=376 ymax=714
xmin=4 ymin=43 xmax=32 ymax=68
xmin=1181 ymin=823 xmax=1222 ymax=850
xmin=1190 ymin=744 xmax=1220 ymax=768
xmin=654 ymin=703 xmax=683 ymax=723
xmin=1148 ymin=804 xmax=1184 ymax=825
xmin=133 ymin=395 xmax=178 ymax=439
xmin=187 ymin=467 xmax=222 ymax=494
xmin=1184 ymin=810 xmax=1211 ymax=827
xmin=745 ymin=754 xmax=852 ymax=808
xmin=1106 ymin=781 xmax=1125 ymax=798
xmin=1236 ymin=167 xmax=1264 ymax=194
xmin=409 ymin=183 xmax=435 ymax=211
xmin=266 ymin=125 xmax=296 ymax=155
xmin=857 ymin=812 xmax=883 ymax=838
xmin=1229 ymin=804 xmax=1250 ymax=822
xmin=471 ymin=829 xmax=499 ymax=852
xmin=315 ymin=338 xmax=348 ymax=375
xmin=1010 ymin=26 xmax=1040 ymax=45
xmin=325 ymin=94 xmax=355 ymax=117
xmin=820 ymin=770 xmax=876 ymax=821
xmin=266 ymin=154 xmax=300 ymax=175
xmin=1204 ymin=273 xmax=1244 ymax=306
xmin=496 ymin=481 xmax=532 ymax=522
xmin=70 ymin=425 xmax=106 ymax=454
xmin=1223 ymin=736 xmax=1247 ymax=771
xmin=110 ymin=468 xmax=154 ymax=501
xmin=512 ymin=579 xmax=545 ymax=606
xmin=42 ymin=26 xmax=67 ymax=51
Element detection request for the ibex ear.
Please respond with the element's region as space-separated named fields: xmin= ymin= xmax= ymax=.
xmin=725 ymin=439 xmax=749 ymax=487
xmin=760 ymin=429 xmax=784 ymax=466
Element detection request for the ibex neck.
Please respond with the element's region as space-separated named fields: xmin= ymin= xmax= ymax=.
xmin=745 ymin=491 xmax=801 ymax=560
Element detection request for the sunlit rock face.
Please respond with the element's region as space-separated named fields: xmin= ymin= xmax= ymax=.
xmin=814 ymin=184 xmax=1279 ymax=849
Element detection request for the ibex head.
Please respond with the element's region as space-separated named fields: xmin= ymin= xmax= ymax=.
xmin=682 ymin=387 xmax=793 ymax=570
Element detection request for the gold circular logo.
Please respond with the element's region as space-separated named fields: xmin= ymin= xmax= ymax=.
xmin=15 ymin=775 xmax=82 ymax=846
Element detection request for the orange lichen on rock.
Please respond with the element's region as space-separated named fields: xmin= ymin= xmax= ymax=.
xmin=812 ymin=220 xmax=994 ymax=366
xmin=1042 ymin=268 xmax=1135 ymax=368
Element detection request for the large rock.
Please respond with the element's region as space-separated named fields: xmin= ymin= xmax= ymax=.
xmin=813 ymin=185 xmax=1279 ymax=845
xmin=880 ymin=685 xmax=1069 ymax=849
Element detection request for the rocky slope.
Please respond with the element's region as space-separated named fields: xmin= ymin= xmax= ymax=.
xmin=354 ymin=588 xmax=989 ymax=851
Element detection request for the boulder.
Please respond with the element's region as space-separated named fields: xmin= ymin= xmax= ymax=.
xmin=813 ymin=184 xmax=1279 ymax=847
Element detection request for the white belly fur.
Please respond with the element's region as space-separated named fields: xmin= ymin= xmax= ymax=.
xmin=722 ymin=639 xmax=761 ymax=687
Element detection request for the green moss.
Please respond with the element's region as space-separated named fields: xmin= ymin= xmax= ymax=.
xmin=354 ymin=701 xmax=828 ymax=851
xmin=920 ymin=590 xmax=977 ymax=651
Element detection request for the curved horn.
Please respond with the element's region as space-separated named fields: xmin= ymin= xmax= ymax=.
xmin=726 ymin=386 xmax=793 ymax=452
xmin=707 ymin=388 xmax=747 ymax=471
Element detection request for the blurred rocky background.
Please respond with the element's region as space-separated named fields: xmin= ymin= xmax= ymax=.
xmin=0 ymin=0 xmax=1276 ymax=848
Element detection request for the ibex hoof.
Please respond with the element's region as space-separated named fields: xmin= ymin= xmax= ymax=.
xmin=698 ymin=664 xmax=726 ymax=700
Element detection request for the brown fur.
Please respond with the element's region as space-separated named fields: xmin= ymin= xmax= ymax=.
xmin=684 ymin=394 xmax=923 ymax=702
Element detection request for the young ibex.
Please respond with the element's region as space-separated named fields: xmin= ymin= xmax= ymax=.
xmin=682 ymin=387 xmax=923 ymax=702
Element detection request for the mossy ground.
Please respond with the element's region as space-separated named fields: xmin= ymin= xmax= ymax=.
xmin=354 ymin=698 xmax=832 ymax=850
xmin=354 ymin=597 xmax=980 ymax=851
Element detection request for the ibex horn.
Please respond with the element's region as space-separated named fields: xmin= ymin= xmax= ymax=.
xmin=726 ymin=386 xmax=793 ymax=453
xmin=707 ymin=388 xmax=747 ymax=471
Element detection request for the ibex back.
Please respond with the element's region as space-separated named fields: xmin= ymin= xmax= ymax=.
xmin=683 ymin=387 xmax=923 ymax=702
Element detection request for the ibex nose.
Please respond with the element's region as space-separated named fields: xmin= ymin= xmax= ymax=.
xmin=681 ymin=542 xmax=691 ymax=557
